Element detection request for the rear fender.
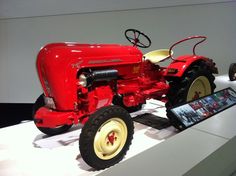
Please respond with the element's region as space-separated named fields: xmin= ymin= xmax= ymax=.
xmin=163 ymin=55 xmax=218 ymax=78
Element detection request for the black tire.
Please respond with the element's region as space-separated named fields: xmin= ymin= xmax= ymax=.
xmin=33 ymin=94 xmax=72 ymax=136
xmin=79 ymin=105 xmax=134 ymax=170
xmin=166 ymin=62 xmax=216 ymax=109
xmin=229 ymin=63 xmax=236 ymax=81
xmin=112 ymin=95 xmax=143 ymax=113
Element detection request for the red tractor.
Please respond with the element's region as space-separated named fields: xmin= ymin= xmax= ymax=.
xmin=33 ymin=29 xmax=218 ymax=169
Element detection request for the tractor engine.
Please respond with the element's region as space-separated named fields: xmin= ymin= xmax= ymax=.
xmin=77 ymin=69 xmax=118 ymax=114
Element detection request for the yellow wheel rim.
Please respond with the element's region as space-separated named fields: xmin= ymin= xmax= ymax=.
xmin=94 ymin=118 xmax=128 ymax=160
xmin=187 ymin=76 xmax=211 ymax=101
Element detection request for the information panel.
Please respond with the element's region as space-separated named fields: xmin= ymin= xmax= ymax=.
xmin=168 ymin=87 xmax=236 ymax=130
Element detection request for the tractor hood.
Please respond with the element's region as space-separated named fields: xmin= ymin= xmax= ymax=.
xmin=37 ymin=42 xmax=142 ymax=66
xmin=36 ymin=42 xmax=143 ymax=110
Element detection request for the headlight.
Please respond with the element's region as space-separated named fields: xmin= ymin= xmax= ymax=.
xmin=78 ymin=74 xmax=87 ymax=87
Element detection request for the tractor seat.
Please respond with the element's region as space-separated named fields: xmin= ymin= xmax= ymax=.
xmin=144 ymin=49 xmax=173 ymax=64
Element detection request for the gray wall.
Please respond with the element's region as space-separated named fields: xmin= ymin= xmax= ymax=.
xmin=0 ymin=2 xmax=236 ymax=103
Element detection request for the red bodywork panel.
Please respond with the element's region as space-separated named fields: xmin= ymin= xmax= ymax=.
xmin=164 ymin=55 xmax=209 ymax=77
xmin=35 ymin=107 xmax=77 ymax=127
xmin=37 ymin=43 xmax=142 ymax=111
xmin=36 ymin=43 xmax=147 ymax=127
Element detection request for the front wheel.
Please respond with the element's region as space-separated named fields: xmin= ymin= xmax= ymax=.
xmin=32 ymin=94 xmax=72 ymax=136
xmin=79 ymin=105 xmax=134 ymax=170
xmin=166 ymin=62 xmax=216 ymax=108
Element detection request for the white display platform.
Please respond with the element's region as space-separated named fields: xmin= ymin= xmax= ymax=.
xmin=0 ymin=99 xmax=176 ymax=176
xmin=1 ymin=75 xmax=236 ymax=176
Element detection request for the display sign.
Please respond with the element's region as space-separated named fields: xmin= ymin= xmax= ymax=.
xmin=168 ymin=87 xmax=236 ymax=130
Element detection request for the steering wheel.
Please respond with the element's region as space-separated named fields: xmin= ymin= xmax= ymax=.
xmin=125 ymin=29 xmax=151 ymax=48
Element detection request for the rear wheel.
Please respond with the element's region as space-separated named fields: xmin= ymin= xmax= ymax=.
xmin=229 ymin=63 xmax=236 ymax=81
xmin=166 ymin=62 xmax=216 ymax=108
xmin=79 ymin=105 xmax=134 ymax=170
xmin=32 ymin=94 xmax=72 ymax=136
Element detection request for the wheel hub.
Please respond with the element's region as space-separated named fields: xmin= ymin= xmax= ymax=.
xmin=107 ymin=132 xmax=117 ymax=145
xmin=94 ymin=118 xmax=128 ymax=160
xmin=187 ymin=76 xmax=211 ymax=101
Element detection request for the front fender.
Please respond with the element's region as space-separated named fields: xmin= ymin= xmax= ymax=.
xmin=163 ymin=55 xmax=217 ymax=77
